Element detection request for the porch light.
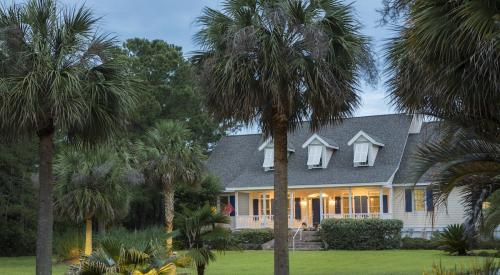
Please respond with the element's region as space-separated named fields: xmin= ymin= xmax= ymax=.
xmin=329 ymin=199 xmax=335 ymax=206
xmin=300 ymin=199 xmax=307 ymax=207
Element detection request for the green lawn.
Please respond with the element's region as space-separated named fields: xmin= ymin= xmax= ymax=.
xmin=0 ymin=250 xmax=491 ymax=275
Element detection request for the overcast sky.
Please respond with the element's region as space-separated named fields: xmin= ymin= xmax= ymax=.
xmin=56 ymin=0 xmax=396 ymax=131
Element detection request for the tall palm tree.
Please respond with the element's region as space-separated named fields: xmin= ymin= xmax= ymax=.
xmin=385 ymin=0 xmax=500 ymax=234
xmin=134 ymin=120 xmax=204 ymax=254
xmin=193 ymin=1 xmax=375 ymax=273
xmin=54 ymin=148 xmax=130 ymax=255
xmin=0 ymin=1 xmax=136 ymax=273
xmin=175 ymin=204 xmax=236 ymax=275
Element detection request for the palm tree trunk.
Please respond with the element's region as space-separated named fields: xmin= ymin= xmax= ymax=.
xmin=273 ymin=117 xmax=289 ymax=275
xmin=197 ymin=264 xmax=205 ymax=275
xmin=84 ymin=218 xmax=93 ymax=255
xmin=164 ymin=183 xmax=175 ymax=255
xmin=36 ymin=130 xmax=54 ymax=275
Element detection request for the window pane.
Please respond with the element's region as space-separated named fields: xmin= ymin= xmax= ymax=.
xmin=342 ymin=197 xmax=349 ymax=214
xmin=414 ymin=189 xmax=425 ymax=211
xmin=369 ymin=196 xmax=380 ymax=213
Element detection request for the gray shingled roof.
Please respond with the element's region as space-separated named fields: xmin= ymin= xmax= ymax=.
xmin=393 ymin=122 xmax=440 ymax=184
xmin=207 ymin=114 xmax=414 ymax=190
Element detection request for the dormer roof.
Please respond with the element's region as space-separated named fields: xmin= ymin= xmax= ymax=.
xmin=258 ymin=138 xmax=295 ymax=152
xmin=301 ymin=134 xmax=339 ymax=149
xmin=347 ymin=130 xmax=385 ymax=147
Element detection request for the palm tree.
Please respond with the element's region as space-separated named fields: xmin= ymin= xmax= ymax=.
xmin=384 ymin=0 xmax=500 ymax=235
xmin=482 ymin=190 xmax=500 ymax=238
xmin=193 ymin=1 xmax=375 ymax=273
xmin=134 ymin=120 xmax=204 ymax=254
xmin=54 ymin=148 xmax=131 ymax=255
xmin=175 ymin=204 xmax=237 ymax=275
xmin=0 ymin=1 xmax=136 ymax=272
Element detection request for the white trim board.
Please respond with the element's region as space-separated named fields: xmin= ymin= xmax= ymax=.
xmin=224 ymin=182 xmax=391 ymax=191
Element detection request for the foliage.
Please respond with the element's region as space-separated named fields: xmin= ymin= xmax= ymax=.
xmin=120 ymin=38 xmax=227 ymax=150
xmin=401 ymin=237 xmax=438 ymax=250
xmin=320 ymin=218 xmax=403 ymax=250
xmin=53 ymin=231 xmax=83 ymax=263
xmin=175 ymin=174 xmax=221 ymax=211
xmin=231 ymin=229 xmax=274 ymax=250
xmin=482 ymin=190 xmax=500 ymax=237
xmin=434 ymin=224 xmax=471 ymax=256
xmin=423 ymin=258 xmax=499 ymax=275
xmin=54 ymin=147 xmax=131 ymax=225
xmin=95 ymin=227 xmax=174 ymax=254
xmin=176 ymin=204 xmax=237 ymax=275
xmin=67 ymin=237 xmax=184 ymax=275
xmin=0 ymin=141 xmax=37 ymax=256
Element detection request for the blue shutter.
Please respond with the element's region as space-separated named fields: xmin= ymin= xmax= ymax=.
xmin=426 ymin=188 xmax=434 ymax=211
xmin=361 ymin=196 xmax=368 ymax=213
xmin=253 ymin=199 xmax=259 ymax=216
xmin=229 ymin=195 xmax=236 ymax=216
xmin=335 ymin=197 xmax=341 ymax=214
xmin=405 ymin=189 xmax=413 ymax=212
xmin=383 ymin=195 xmax=388 ymax=213
xmin=294 ymin=198 xmax=301 ymax=220
xmin=354 ymin=196 xmax=361 ymax=213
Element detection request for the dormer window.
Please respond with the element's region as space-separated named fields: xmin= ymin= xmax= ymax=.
xmin=353 ymin=143 xmax=369 ymax=166
xmin=348 ymin=131 xmax=384 ymax=167
xmin=258 ymin=138 xmax=294 ymax=172
xmin=263 ymin=148 xmax=274 ymax=171
xmin=302 ymin=134 xmax=338 ymax=169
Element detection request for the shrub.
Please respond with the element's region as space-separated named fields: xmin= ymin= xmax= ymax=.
xmin=320 ymin=218 xmax=403 ymax=250
xmin=231 ymin=229 xmax=274 ymax=250
xmin=423 ymin=258 xmax=499 ymax=275
xmin=401 ymin=237 xmax=438 ymax=250
xmin=434 ymin=224 xmax=470 ymax=255
xmin=54 ymin=231 xmax=83 ymax=263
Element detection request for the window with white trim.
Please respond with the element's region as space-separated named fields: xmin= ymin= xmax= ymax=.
xmin=353 ymin=142 xmax=369 ymax=166
xmin=262 ymin=148 xmax=274 ymax=171
xmin=307 ymin=145 xmax=323 ymax=169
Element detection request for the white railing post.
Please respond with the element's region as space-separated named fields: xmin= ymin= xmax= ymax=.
xmin=289 ymin=192 xmax=294 ymax=227
xmin=389 ymin=186 xmax=394 ymax=217
xmin=348 ymin=187 xmax=353 ymax=218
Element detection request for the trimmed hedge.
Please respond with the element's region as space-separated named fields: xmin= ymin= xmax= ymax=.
xmin=401 ymin=237 xmax=438 ymax=249
xmin=231 ymin=229 xmax=274 ymax=250
xmin=320 ymin=218 xmax=403 ymax=250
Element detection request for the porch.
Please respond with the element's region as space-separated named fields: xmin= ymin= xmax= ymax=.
xmin=218 ymin=186 xmax=393 ymax=229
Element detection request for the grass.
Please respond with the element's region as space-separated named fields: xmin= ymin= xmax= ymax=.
xmin=0 ymin=250 xmax=493 ymax=275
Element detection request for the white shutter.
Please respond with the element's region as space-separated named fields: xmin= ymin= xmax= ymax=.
xmin=263 ymin=148 xmax=274 ymax=168
xmin=307 ymin=145 xmax=323 ymax=166
xmin=353 ymin=143 xmax=369 ymax=163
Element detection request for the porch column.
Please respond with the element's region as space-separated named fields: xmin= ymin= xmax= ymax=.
xmin=348 ymin=187 xmax=353 ymax=218
xmin=289 ymin=192 xmax=294 ymax=227
xmin=262 ymin=191 xmax=267 ymax=227
xmin=379 ymin=186 xmax=384 ymax=218
xmin=235 ymin=192 xmax=239 ymax=228
xmin=389 ymin=186 xmax=394 ymax=215
xmin=216 ymin=196 xmax=221 ymax=212
xmin=319 ymin=189 xmax=324 ymax=222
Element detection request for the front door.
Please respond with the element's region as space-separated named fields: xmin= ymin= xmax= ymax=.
xmin=312 ymin=198 xmax=320 ymax=226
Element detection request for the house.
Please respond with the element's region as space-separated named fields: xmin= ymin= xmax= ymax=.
xmin=206 ymin=114 xmax=465 ymax=238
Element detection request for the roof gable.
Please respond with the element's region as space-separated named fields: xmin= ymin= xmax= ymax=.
xmin=347 ymin=130 xmax=385 ymax=147
xmin=301 ymin=133 xmax=339 ymax=149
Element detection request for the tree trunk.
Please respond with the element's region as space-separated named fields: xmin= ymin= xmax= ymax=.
xmin=84 ymin=218 xmax=93 ymax=255
xmin=197 ymin=264 xmax=205 ymax=275
xmin=273 ymin=117 xmax=289 ymax=275
xmin=164 ymin=183 xmax=175 ymax=255
xmin=98 ymin=218 xmax=106 ymax=235
xmin=36 ymin=131 xmax=54 ymax=275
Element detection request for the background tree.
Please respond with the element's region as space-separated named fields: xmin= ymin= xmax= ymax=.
xmin=134 ymin=120 xmax=204 ymax=254
xmin=384 ymin=0 xmax=500 ymax=235
xmin=194 ymin=0 xmax=375 ymax=273
xmin=175 ymin=204 xmax=236 ymax=275
xmin=0 ymin=1 xmax=136 ymax=272
xmin=54 ymin=148 xmax=130 ymax=255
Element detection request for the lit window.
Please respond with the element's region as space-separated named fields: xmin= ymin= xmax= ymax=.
xmin=414 ymin=189 xmax=425 ymax=211
xmin=353 ymin=143 xmax=369 ymax=166
xmin=369 ymin=196 xmax=380 ymax=213
xmin=307 ymin=145 xmax=323 ymax=168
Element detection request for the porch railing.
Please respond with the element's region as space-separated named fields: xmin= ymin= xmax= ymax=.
xmin=322 ymin=213 xmax=392 ymax=219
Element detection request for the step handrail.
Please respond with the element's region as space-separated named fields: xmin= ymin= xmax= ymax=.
xmin=292 ymin=227 xmax=303 ymax=251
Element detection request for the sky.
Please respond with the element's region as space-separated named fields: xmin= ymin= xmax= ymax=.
xmin=56 ymin=0 xmax=397 ymax=132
